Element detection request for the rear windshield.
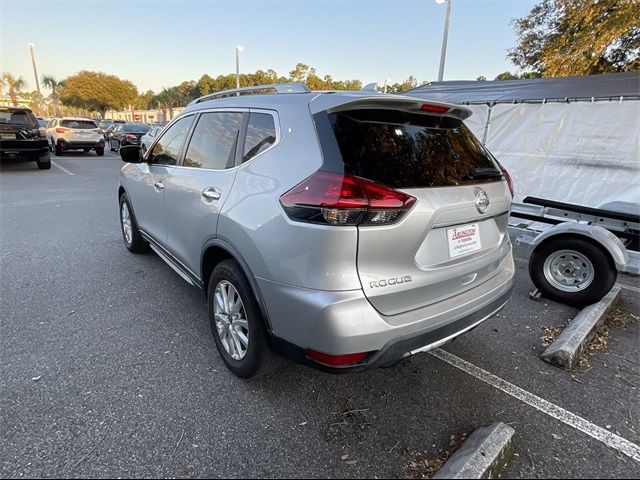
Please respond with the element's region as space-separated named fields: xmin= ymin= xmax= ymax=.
xmin=61 ymin=120 xmax=98 ymax=129
xmin=0 ymin=110 xmax=37 ymax=126
xmin=327 ymin=109 xmax=501 ymax=189
xmin=125 ymin=123 xmax=150 ymax=132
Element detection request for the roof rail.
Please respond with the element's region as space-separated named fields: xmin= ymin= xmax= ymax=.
xmin=190 ymin=82 xmax=310 ymax=105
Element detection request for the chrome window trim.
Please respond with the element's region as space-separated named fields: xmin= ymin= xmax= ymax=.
xmin=145 ymin=112 xmax=197 ymax=165
xmin=171 ymin=108 xmax=281 ymax=172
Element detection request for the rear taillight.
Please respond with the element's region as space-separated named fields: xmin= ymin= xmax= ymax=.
xmin=307 ymin=349 xmax=369 ymax=367
xmin=55 ymin=127 xmax=67 ymax=134
xmin=496 ymin=161 xmax=514 ymax=197
xmin=420 ymin=103 xmax=450 ymax=113
xmin=280 ymin=171 xmax=416 ymax=226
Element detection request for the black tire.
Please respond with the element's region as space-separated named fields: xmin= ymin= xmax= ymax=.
xmin=96 ymin=147 xmax=104 ymax=156
xmin=529 ymin=236 xmax=617 ymax=308
xmin=83 ymin=148 xmax=90 ymax=152
xmin=208 ymin=260 xmax=280 ymax=379
xmin=110 ymin=140 xmax=115 ymax=152
xmin=54 ymin=143 xmax=63 ymax=156
xmin=36 ymin=154 xmax=51 ymax=169
xmin=118 ymin=194 xmax=149 ymax=253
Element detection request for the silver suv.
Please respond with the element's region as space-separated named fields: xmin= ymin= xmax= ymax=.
xmin=118 ymin=83 xmax=515 ymax=378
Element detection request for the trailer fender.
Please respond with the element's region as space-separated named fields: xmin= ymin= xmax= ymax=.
xmin=529 ymin=223 xmax=629 ymax=271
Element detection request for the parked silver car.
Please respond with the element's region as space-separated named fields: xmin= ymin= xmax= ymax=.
xmin=140 ymin=126 xmax=164 ymax=154
xmin=117 ymin=83 xmax=515 ymax=378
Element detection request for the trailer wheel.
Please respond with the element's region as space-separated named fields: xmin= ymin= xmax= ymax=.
xmin=529 ymin=236 xmax=617 ymax=308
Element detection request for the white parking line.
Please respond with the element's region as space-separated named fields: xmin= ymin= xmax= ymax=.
xmin=618 ymin=283 xmax=640 ymax=294
xmin=430 ymin=348 xmax=640 ymax=463
xmin=51 ymin=161 xmax=74 ymax=176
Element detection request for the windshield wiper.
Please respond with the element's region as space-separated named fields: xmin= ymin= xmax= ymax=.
xmin=465 ymin=167 xmax=502 ymax=180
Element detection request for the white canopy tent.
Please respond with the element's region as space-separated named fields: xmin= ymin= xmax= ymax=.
xmin=407 ymin=72 xmax=639 ymax=209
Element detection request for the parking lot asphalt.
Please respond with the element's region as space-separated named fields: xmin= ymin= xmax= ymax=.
xmin=1 ymin=152 xmax=639 ymax=479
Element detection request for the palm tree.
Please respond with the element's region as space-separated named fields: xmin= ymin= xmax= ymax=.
xmin=42 ymin=75 xmax=63 ymax=117
xmin=1 ymin=73 xmax=26 ymax=107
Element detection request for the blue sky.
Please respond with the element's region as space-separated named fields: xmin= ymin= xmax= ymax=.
xmin=1 ymin=0 xmax=538 ymax=93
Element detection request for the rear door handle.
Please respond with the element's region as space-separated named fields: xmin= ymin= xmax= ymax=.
xmin=202 ymin=187 xmax=221 ymax=201
xmin=154 ymin=181 xmax=165 ymax=190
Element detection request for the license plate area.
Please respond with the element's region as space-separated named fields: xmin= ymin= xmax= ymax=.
xmin=447 ymin=223 xmax=481 ymax=258
xmin=0 ymin=133 xmax=16 ymax=139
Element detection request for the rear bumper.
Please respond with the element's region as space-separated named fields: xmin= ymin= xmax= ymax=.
xmin=0 ymin=141 xmax=49 ymax=159
xmin=262 ymin=249 xmax=515 ymax=373
xmin=58 ymin=139 xmax=104 ymax=149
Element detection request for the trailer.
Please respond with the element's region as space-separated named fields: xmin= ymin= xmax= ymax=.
xmin=509 ymin=197 xmax=639 ymax=307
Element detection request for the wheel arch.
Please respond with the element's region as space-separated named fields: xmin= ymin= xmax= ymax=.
xmin=201 ymin=239 xmax=272 ymax=330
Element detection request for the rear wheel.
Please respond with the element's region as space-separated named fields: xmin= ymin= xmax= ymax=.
xmin=54 ymin=143 xmax=63 ymax=156
xmin=208 ymin=260 xmax=280 ymax=379
xmin=529 ymin=236 xmax=616 ymax=308
xmin=83 ymin=148 xmax=90 ymax=152
xmin=96 ymin=147 xmax=104 ymax=156
xmin=36 ymin=154 xmax=51 ymax=170
xmin=119 ymin=194 xmax=149 ymax=253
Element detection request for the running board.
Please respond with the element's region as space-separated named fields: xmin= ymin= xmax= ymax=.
xmin=149 ymin=244 xmax=196 ymax=286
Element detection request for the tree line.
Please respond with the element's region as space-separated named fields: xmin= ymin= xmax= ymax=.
xmin=2 ymin=0 xmax=637 ymax=118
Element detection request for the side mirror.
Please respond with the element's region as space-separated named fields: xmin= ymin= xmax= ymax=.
xmin=120 ymin=145 xmax=143 ymax=164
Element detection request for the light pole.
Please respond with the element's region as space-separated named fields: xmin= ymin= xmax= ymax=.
xmin=235 ymin=46 xmax=244 ymax=91
xmin=28 ymin=43 xmax=42 ymax=114
xmin=383 ymin=78 xmax=391 ymax=94
xmin=436 ymin=0 xmax=452 ymax=82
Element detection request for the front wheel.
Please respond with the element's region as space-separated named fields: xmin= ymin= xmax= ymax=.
xmin=96 ymin=147 xmax=104 ymax=156
xmin=208 ymin=260 xmax=280 ymax=379
xmin=529 ymin=236 xmax=617 ymax=308
xmin=119 ymin=194 xmax=149 ymax=253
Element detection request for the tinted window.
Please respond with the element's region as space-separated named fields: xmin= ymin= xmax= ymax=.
xmin=183 ymin=112 xmax=243 ymax=170
xmin=61 ymin=120 xmax=98 ymax=129
xmin=243 ymin=113 xmax=276 ymax=162
xmin=327 ymin=109 xmax=500 ymax=189
xmin=149 ymin=116 xmax=194 ymax=166
xmin=125 ymin=123 xmax=150 ymax=133
xmin=0 ymin=110 xmax=37 ymax=126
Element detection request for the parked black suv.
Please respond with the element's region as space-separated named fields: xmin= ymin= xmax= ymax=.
xmin=0 ymin=107 xmax=50 ymax=169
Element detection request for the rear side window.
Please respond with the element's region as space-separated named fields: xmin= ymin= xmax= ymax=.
xmin=183 ymin=112 xmax=243 ymax=170
xmin=149 ymin=116 xmax=194 ymax=166
xmin=243 ymin=113 xmax=276 ymax=162
xmin=327 ymin=109 xmax=500 ymax=189
xmin=0 ymin=110 xmax=37 ymax=126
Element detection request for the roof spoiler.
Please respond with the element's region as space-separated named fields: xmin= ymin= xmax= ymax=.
xmin=310 ymin=95 xmax=472 ymax=120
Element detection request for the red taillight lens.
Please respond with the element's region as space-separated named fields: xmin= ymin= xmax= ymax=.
xmin=55 ymin=127 xmax=67 ymax=134
xmin=495 ymin=161 xmax=514 ymax=197
xmin=307 ymin=349 xmax=369 ymax=367
xmin=420 ymin=103 xmax=450 ymax=113
xmin=280 ymin=171 xmax=416 ymax=226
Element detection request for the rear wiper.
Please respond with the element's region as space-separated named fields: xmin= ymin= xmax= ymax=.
xmin=465 ymin=167 xmax=502 ymax=180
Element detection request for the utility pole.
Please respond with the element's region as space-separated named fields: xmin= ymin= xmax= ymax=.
xmin=28 ymin=43 xmax=42 ymax=114
xmin=436 ymin=0 xmax=452 ymax=82
xmin=235 ymin=46 xmax=244 ymax=93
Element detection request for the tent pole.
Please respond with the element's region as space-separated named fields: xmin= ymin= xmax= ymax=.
xmin=482 ymin=103 xmax=493 ymax=145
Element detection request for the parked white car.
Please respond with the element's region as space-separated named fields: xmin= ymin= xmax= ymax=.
xmin=140 ymin=126 xmax=164 ymax=154
xmin=46 ymin=117 xmax=105 ymax=156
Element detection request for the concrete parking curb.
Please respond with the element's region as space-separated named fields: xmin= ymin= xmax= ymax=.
xmin=541 ymin=286 xmax=621 ymax=370
xmin=433 ymin=422 xmax=515 ymax=479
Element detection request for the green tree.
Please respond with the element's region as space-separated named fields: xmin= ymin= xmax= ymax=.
xmin=476 ymin=75 xmax=487 ymax=81
xmin=41 ymin=75 xmax=63 ymax=116
xmin=494 ymin=71 xmax=520 ymax=80
xmin=135 ymin=90 xmax=155 ymax=110
xmin=59 ymin=71 xmax=138 ymax=118
xmin=509 ymin=0 xmax=640 ymax=76
xmin=1 ymin=73 xmax=26 ymax=106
